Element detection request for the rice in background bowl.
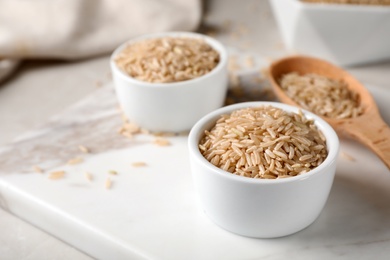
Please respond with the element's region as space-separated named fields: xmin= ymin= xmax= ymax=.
xmin=115 ymin=37 xmax=220 ymax=83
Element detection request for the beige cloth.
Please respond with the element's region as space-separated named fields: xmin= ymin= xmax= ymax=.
xmin=0 ymin=0 xmax=201 ymax=59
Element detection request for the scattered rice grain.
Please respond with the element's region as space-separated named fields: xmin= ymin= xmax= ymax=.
xmin=33 ymin=165 xmax=44 ymax=174
xmin=131 ymin=162 xmax=147 ymax=168
xmin=341 ymin=151 xmax=356 ymax=161
xmin=105 ymin=178 xmax=112 ymax=190
xmin=48 ymin=171 xmax=65 ymax=180
xmin=67 ymin=157 xmax=83 ymax=165
xmin=84 ymin=172 xmax=93 ymax=182
xmin=108 ymin=170 xmax=118 ymax=175
xmin=78 ymin=145 xmax=90 ymax=154
xmin=153 ymin=138 xmax=170 ymax=146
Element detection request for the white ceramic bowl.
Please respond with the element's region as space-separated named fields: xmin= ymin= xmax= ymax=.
xmin=270 ymin=0 xmax=390 ymax=66
xmin=188 ymin=102 xmax=339 ymax=238
xmin=110 ymin=32 xmax=228 ymax=133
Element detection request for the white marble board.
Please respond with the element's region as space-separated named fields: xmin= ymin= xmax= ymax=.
xmin=0 ymin=82 xmax=389 ymax=260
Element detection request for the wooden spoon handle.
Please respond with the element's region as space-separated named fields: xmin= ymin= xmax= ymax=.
xmin=347 ymin=115 xmax=390 ymax=170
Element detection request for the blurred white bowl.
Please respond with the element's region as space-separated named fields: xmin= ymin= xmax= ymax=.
xmin=110 ymin=32 xmax=228 ymax=133
xmin=270 ymin=0 xmax=390 ymax=66
xmin=188 ymin=102 xmax=339 ymax=238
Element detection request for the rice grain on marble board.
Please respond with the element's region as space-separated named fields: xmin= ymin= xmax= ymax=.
xmin=108 ymin=170 xmax=118 ymax=175
xmin=32 ymin=165 xmax=44 ymax=173
xmin=78 ymin=145 xmax=90 ymax=154
xmin=153 ymin=138 xmax=170 ymax=146
xmin=131 ymin=162 xmax=147 ymax=167
xmin=105 ymin=178 xmax=112 ymax=190
xmin=341 ymin=151 xmax=356 ymax=161
xmin=67 ymin=157 xmax=83 ymax=165
xmin=84 ymin=172 xmax=93 ymax=182
xmin=48 ymin=171 xmax=65 ymax=180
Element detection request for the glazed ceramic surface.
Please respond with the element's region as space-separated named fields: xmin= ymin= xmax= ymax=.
xmin=110 ymin=32 xmax=228 ymax=133
xmin=188 ymin=102 xmax=340 ymax=238
xmin=269 ymin=0 xmax=390 ymax=66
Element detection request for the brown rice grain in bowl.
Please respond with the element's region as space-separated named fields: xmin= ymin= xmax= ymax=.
xmin=198 ymin=105 xmax=328 ymax=179
xmin=115 ymin=37 xmax=220 ymax=83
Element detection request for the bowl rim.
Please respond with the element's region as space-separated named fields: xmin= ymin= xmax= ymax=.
xmin=110 ymin=31 xmax=228 ymax=88
xmin=290 ymin=0 xmax=390 ymax=11
xmin=188 ymin=101 xmax=340 ymax=184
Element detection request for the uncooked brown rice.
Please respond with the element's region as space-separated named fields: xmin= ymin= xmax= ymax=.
xmin=131 ymin=162 xmax=147 ymax=167
xmin=48 ymin=171 xmax=65 ymax=180
xmin=279 ymin=73 xmax=363 ymax=119
xmin=105 ymin=178 xmax=112 ymax=189
xmin=115 ymin=37 xmax=219 ymax=83
xmin=33 ymin=165 xmax=44 ymax=173
xmin=118 ymin=112 xmax=176 ymax=145
xmin=84 ymin=172 xmax=93 ymax=182
xmin=67 ymin=157 xmax=83 ymax=165
xmin=199 ymin=106 xmax=328 ymax=179
xmin=108 ymin=170 xmax=118 ymax=175
xmin=153 ymin=138 xmax=170 ymax=146
xmin=78 ymin=145 xmax=90 ymax=154
xmin=341 ymin=151 xmax=355 ymax=161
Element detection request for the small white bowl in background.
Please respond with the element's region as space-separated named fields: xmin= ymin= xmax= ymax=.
xmin=269 ymin=0 xmax=390 ymax=66
xmin=110 ymin=32 xmax=228 ymax=133
xmin=188 ymin=102 xmax=339 ymax=238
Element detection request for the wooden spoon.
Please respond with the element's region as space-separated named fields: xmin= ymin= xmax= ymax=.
xmin=268 ymin=55 xmax=390 ymax=169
